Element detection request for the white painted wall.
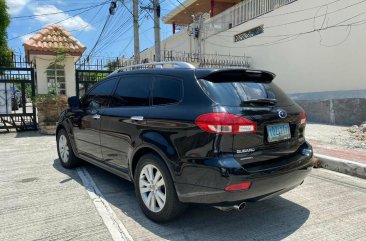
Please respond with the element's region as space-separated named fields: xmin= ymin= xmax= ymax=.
xmin=141 ymin=29 xmax=192 ymax=61
xmin=33 ymin=55 xmax=77 ymax=96
xmin=142 ymin=0 xmax=366 ymax=95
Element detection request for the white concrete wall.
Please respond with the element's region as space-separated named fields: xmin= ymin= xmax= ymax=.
xmin=141 ymin=29 xmax=192 ymax=61
xmin=143 ymin=0 xmax=366 ymax=95
xmin=33 ymin=55 xmax=77 ymax=96
xmin=64 ymin=57 xmax=76 ymax=96
xmin=204 ymin=0 xmax=366 ymax=94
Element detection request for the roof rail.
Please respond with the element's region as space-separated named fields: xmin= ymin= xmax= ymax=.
xmin=114 ymin=61 xmax=195 ymax=73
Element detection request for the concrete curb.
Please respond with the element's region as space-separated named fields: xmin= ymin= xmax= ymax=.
xmin=315 ymin=154 xmax=366 ymax=179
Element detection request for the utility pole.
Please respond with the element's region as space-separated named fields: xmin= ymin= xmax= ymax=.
xmin=133 ymin=0 xmax=140 ymax=64
xmin=141 ymin=0 xmax=161 ymax=62
xmin=109 ymin=0 xmax=140 ymax=64
xmin=153 ymin=0 xmax=161 ymax=62
xmin=191 ymin=13 xmax=206 ymax=62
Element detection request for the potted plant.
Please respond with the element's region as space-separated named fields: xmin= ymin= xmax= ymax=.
xmin=33 ymin=93 xmax=68 ymax=134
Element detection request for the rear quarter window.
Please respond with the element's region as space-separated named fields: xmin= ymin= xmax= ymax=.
xmin=152 ymin=76 xmax=183 ymax=105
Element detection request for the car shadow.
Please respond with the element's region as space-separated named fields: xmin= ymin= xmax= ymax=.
xmin=53 ymin=159 xmax=310 ymax=241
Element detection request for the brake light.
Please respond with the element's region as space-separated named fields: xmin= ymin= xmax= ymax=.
xmin=224 ymin=181 xmax=252 ymax=191
xmin=195 ymin=113 xmax=256 ymax=134
xmin=300 ymin=112 xmax=307 ymax=124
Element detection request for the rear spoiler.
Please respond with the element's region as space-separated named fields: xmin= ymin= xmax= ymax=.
xmin=199 ymin=69 xmax=275 ymax=83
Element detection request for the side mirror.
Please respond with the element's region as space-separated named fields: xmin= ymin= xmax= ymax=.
xmin=68 ymin=96 xmax=80 ymax=109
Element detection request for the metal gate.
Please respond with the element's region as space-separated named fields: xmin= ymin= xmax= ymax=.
xmin=0 ymin=55 xmax=37 ymax=132
xmin=75 ymin=58 xmax=125 ymax=97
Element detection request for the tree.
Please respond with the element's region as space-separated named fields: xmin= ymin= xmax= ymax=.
xmin=0 ymin=0 xmax=12 ymax=67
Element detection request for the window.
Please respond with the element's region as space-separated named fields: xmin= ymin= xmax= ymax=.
xmin=83 ymin=78 xmax=116 ymax=109
xmin=110 ymin=76 xmax=151 ymax=107
xmin=152 ymin=76 xmax=182 ymax=105
xmin=198 ymin=79 xmax=280 ymax=106
xmin=47 ymin=63 xmax=65 ymax=95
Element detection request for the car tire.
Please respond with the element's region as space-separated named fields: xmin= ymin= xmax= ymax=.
xmin=134 ymin=153 xmax=186 ymax=222
xmin=57 ymin=129 xmax=80 ymax=168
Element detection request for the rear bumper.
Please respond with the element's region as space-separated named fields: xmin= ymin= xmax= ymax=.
xmin=175 ymin=142 xmax=313 ymax=204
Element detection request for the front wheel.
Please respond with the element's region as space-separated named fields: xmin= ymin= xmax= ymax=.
xmin=57 ymin=129 xmax=80 ymax=168
xmin=134 ymin=154 xmax=186 ymax=222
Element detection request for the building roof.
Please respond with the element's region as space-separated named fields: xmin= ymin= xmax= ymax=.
xmin=23 ymin=25 xmax=86 ymax=57
xmin=164 ymin=0 xmax=239 ymax=25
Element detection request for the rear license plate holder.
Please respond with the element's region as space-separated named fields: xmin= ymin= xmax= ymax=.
xmin=267 ymin=123 xmax=291 ymax=143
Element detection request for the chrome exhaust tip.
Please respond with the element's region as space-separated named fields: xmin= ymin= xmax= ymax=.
xmin=214 ymin=202 xmax=247 ymax=212
xmin=233 ymin=202 xmax=246 ymax=211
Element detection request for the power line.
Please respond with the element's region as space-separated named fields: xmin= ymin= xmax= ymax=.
xmin=84 ymin=14 xmax=112 ymax=60
xmin=215 ymin=0 xmax=366 ymax=37
xmin=265 ymin=0 xmax=366 ymax=29
xmin=10 ymin=2 xmax=108 ymax=20
xmin=73 ymin=3 xmax=108 ymax=39
xmin=9 ymin=3 xmax=108 ymax=41
xmin=204 ymin=17 xmax=366 ymax=49
xmin=92 ymin=13 xmax=149 ymax=57
xmin=257 ymin=0 xmax=344 ymax=19
xmin=175 ymin=0 xmax=188 ymax=11
xmin=90 ymin=11 xmax=134 ymax=55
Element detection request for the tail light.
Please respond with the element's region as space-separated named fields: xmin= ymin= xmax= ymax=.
xmin=224 ymin=181 xmax=252 ymax=191
xmin=195 ymin=113 xmax=256 ymax=134
xmin=300 ymin=112 xmax=307 ymax=125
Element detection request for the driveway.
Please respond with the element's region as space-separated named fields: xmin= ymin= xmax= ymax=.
xmin=1 ymin=132 xmax=366 ymax=241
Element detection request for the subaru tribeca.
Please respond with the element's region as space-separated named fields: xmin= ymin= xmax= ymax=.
xmin=56 ymin=62 xmax=313 ymax=222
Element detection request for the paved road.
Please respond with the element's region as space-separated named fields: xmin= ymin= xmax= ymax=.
xmin=1 ymin=132 xmax=366 ymax=241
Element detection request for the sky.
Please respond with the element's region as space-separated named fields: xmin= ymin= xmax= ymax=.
xmin=6 ymin=0 xmax=179 ymax=60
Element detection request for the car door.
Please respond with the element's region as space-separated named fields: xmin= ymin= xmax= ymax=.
xmin=100 ymin=75 xmax=151 ymax=170
xmin=73 ymin=78 xmax=117 ymax=161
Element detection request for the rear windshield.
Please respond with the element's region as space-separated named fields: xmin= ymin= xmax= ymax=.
xmin=198 ymin=79 xmax=293 ymax=107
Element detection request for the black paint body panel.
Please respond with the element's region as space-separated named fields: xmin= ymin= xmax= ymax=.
xmin=57 ymin=68 xmax=313 ymax=205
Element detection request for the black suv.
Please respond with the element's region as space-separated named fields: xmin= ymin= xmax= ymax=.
xmin=56 ymin=62 xmax=313 ymax=222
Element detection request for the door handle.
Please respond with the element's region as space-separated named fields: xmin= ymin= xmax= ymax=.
xmin=92 ymin=114 xmax=101 ymax=119
xmin=130 ymin=116 xmax=144 ymax=121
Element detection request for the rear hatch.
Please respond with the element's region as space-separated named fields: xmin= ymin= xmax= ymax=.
xmin=197 ymin=69 xmax=306 ymax=170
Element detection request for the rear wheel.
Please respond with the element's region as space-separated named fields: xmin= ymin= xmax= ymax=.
xmin=57 ymin=129 xmax=80 ymax=168
xmin=134 ymin=154 xmax=186 ymax=222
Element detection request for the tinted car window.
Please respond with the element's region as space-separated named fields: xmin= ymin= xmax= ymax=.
xmin=198 ymin=79 xmax=293 ymax=106
xmin=84 ymin=78 xmax=116 ymax=109
xmin=153 ymin=76 xmax=182 ymax=105
xmin=110 ymin=76 xmax=150 ymax=107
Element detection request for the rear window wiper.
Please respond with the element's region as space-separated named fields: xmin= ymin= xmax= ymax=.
xmin=241 ymin=98 xmax=277 ymax=105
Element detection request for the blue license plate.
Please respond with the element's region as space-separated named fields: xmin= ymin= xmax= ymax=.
xmin=267 ymin=123 xmax=291 ymax=142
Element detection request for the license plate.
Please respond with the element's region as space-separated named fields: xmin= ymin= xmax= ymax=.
xmin=267 ymin=123 xmax=291 ymax=142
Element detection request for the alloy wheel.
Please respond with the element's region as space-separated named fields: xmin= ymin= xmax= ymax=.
xmin=58 ymin=134 xmax=69 ymax=163
xmin=139 ymin=164 xmax=166 ymax=212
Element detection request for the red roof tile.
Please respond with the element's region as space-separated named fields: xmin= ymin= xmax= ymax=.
xmin=24 ymin=25 xmax=86 ymax=56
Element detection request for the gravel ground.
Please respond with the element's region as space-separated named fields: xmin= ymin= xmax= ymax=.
xmin=306 ymin=123 xmax=366 ymax=150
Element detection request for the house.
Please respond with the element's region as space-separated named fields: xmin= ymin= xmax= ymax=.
xmin=23 ymin=25 xmax=86 ymax=96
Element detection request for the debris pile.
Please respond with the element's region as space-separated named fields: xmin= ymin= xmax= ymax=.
xmin=347 ymin=122 xmax=366 ymax=141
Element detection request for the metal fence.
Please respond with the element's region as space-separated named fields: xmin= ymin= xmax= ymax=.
xmin=162 ymin=50 xmax=251 ymax=68
xmin=75 ymin=53 xmax=251 ymax=97
xmin=75 ymin=58 xmax=126 ymax=97
xmin=205 ymin=0 xmax=298 ymax=37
